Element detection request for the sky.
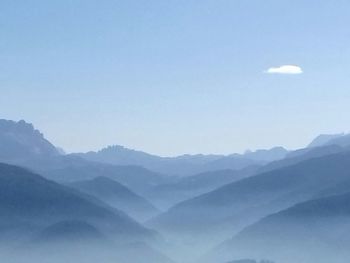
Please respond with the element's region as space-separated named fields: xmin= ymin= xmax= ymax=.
xmin=1 ymin=0 xmax=350 ymax=156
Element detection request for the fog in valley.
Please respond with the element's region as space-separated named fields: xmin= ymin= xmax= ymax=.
xmin=0 ymin=120 xmax=350 ymax=263
xmin=2 ymin=0 xmax=350 ymax=262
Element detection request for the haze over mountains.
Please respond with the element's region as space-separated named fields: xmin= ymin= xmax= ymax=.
xmin=69 ymin=176 xmax=159 ymax=221
xmin=1 ymin=119 xmax=350 ymax=263
xmin=0 ymin=163 xmax=174 ymax=263
xmin=0 ymin=163 xmax=154 ymax=240
xmin=0 ymin=120 xmax=60 ymax=161
xmin=211 ymin=191 xmax=350 ymax=263
xmin=74 ymin=145 xmax=288 ymax=176
xmin=145 ymin=167 xmax=259 ymax=209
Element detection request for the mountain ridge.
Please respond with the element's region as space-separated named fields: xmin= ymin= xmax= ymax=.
xmin=69 ymin=176 xmax=159 ymax=221
xmin=74 ymin=145 xmax=288 ymax=176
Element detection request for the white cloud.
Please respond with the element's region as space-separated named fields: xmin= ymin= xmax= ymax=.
xmin=265 ymin=65 xmax=303 ymax=74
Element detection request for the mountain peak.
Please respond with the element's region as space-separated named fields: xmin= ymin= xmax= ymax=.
xmin=0 ymin=119 xmax=41 ymax=136
xmin=307 ymin=133 xmax=345 ymax=148
xmin=0 ymin=119 xmax=60 ymax=160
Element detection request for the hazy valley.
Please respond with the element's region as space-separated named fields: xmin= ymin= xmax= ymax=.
xmin=0 ymin=119 xmax=349 ymax=263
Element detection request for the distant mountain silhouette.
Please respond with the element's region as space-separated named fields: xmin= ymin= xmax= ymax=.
xmin=1 ymin=142 xmax=177 ymax=208
xmin=77 ymin=145 xmax=163 ymax=167
xmin=40 ymin=159 xmax=175 ymax=195
xmin=2 ymin=118 xmax=350 ymax=263
xmin=145 ymin=166 xmax=259 ymax=209
xmin=0 ymin=163 xmax=155 ymax=245
xmin=55 ymin=146 xmax=66 ymax=155
xmin=149 ymin=151 xmax=350 ymax=246
xmin=307 ymin=133 xmax=345 ymax=148
xmin=0 ymin=120 xmax=175 ymax=195
xmin=239 ymin=147 xmax=288 ymax=162
xmin=307 ymin=133 xmax=350 ymax=148
xmin=0 ymin=119 xmax=59 ymax=162
xmin=260 ymin=144 xmax=345 ymax=173
xmin=74 ymin=145 xmax=287 ymax=176
xmin=324 ymin=134 xmax=350 ymax=147
xmin=69 ymin=176 xmax=159 ymax=221
xmin=215 ymin=191 xmax=350 ymax=263
xmin=146 ymin=144 xmax=347 ymax=209
xmin=73 ymin=145 xmax=231 ymax=176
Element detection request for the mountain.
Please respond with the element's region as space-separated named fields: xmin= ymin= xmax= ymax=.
xmin=259 ymin=144 xmax=345 ymax=173
xmin=197 ymin=156 xmax=260 ymax=173
xmin=0 ymin=147 xmax=174 ymax=197
xmin=307 ymin=133 xmax=345 ymax=148
xmin=0 ymin=120 xmax=175 ymax=194
xmin=74 ymin=145 xmax=287 ymax=176
xmin=0 ymin=162 xmax=156 ymax=245
xmin=0 ymin=119 xmax=285 ymax=185
xmin=69 ymin=177 xmax=159 ymax=221
xmin=240 ymin=147 xmax=288 ymax=162
xmin=145 ymin=144 xmax=345 ymax=210
xmin=0 ymin=119 xmax=60 ymax=162
xmin=0 ymin=162 xmax=177 ymax=263
xmin=73 ymin=145 xmax=227 ymax=176
xmin=41 ymin=159 xmax=176 ymax=195
xmin=307 ymin=133 xmax=350 ymax=148
xmin=324 ymin=133 xmax=350 ymax=147
xmin=76 ymin=145 xmax=163 ymax=168
xmin=214 ymin=191 xmax=350 ymax=263
xmin=149 ymin=151 xmax=350 ymax=248
xmin=55 ymin=147 xmax=66 ymax=155
xmin=145 ymin=166 xmax=259 ymax=209
xmin=2 ymin=152 xmax=179 ymax=206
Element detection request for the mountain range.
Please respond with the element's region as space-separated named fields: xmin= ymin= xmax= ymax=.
xmin=0 ymin=162 xmax=155 ymax=242
xmin=145 ymin=166 xmax=259 ymax=209
xmin=69 ymin=176 xmax=159 ymax=221
xmin=0 ymin=120 xmax=60 ymax=162
xmin=148 ymin=149 xmax=350 ymax=261
xmin=2 ymin=119 xmax=350 ymax=263
xmin=73 ymin=145 xmax=288 ymax=176
xmin=212 ymin=190 xmax=350 ymax=263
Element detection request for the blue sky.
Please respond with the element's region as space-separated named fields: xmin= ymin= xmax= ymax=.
xmin=1 ymin=0 xmax=350 ymax=156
